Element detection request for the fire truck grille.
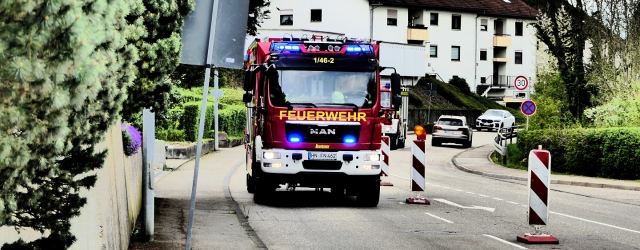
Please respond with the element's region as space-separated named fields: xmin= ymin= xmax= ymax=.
xmin=285 ymin=122 xmax=361 ymax=143
xmin=302 ymin=160 xmax=343 ymax=170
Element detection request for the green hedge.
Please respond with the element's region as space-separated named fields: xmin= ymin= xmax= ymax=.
xmin=517 ymin=128 xmax=640 ymax=180
xmin=219 ymin=104 xmax=246 ymax=137
xmin=156 ymin=129 xmax=186 ymax=141
xmin=181 ymin=102 xmax=215 ymax=142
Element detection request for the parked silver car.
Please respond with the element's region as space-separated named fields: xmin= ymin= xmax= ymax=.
xmin=431 ymin=115 xmax=473 ymax=148
xmin=475 ymin=109 xmax=516 ymax=131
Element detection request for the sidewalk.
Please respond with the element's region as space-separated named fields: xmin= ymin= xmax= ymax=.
xmin=452 ymin=144 xmax=640 ymax=191
xmin=130 ymin=146 xmax=264 ymax=250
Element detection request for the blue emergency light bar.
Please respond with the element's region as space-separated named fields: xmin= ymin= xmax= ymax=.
xmin=272 ymin=43 xmax=372 ymax=53
xmin=385 ymin=83 xmax=391 ymax=88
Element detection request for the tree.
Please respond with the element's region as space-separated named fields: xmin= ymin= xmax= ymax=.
xmin=120 ymin=0 xmax=195 ymax=123
xmin=247 ymin=0 xmax=272 ymax=36
xmin=525 ymin=0 xmax=597 ymax=120
xmin=0 ymin=0 xmax=138 ymax=248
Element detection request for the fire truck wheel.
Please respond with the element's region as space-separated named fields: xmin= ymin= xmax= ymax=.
xmin=398 ymin=136 xmax=405 ymax=149
xmin=389 ymin=135 xmax=398 ymax=150
xmin=356 ymin=180 xmax=380 ymax=207
xmin=253 ymin=178 xmax=275 ymax=204
xmin=246 ymin=174 xmax=255 ymax=193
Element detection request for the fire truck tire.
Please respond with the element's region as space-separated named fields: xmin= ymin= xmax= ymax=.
xmin=398 ymin=136 xmax=406 ymax=149
xmin=389 ymin=135 xmax=398 ymax=150
xmin=246 ymin=174 xmax=255 ymax=193
xmin=356 ymin=180 xmax=381 ymax=207
xmin=253 ymin=178 xmax=275 ymax=204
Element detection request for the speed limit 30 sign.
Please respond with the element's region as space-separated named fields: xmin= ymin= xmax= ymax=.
xmin=514 ymin=75 xmax=529 ymax=91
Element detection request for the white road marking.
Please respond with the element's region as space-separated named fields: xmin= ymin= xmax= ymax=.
xmin=550 ymin=211 xmax=640 ymax=235
xmin=521 ymin=204 xmax=527 ymax=207
xmin=433 ymin=198 xmax=496 ymax=212
xmin=466 ymin=192 xmax=476 ymax=195
xmin=483 ymin=234 xmax=528 ymax=249
xmin=507 ymin=201 xmax=519 ymax=205
xmin=453 ymin=189 xmax=463 ymax=192
xmin=425 ymin=213 xmax=454 ymax=224
xmin=390 ymin=174 xmax=410 ymax=181
xmin=479 ymin=194 xmax=489 ymax=197
xmin=442 ymin=186 xmax=451 ymax=189
xmin=493 ymin=197 xmax=503 ymax=201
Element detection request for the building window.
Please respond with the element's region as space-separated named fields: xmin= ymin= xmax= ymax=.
xmin=481 ymin=19 xmax=488 ymax=31
xmin=387 ymin=9 xmax=398 ymax=26
xmin=430 ymin=13 xmax=439 ymax=25
xmin=430 ymin=45 xmax=438 ymax=58
xmin=451 ymin=46 xmax=460 ymax=61
xmin=452 ymin=15 xmax=461 ymax=30
xmin=310 ymin=9 xmax=322 ymax=22
xmin=515 ymin=22 xmax=523 ymax=36
xmin=480 ymin=50 xmax=487 ymax=61
xmin=515 ymin=51 xmax=523 ymax=64
xmin=280 ymin=9 xmax=293 ymax=25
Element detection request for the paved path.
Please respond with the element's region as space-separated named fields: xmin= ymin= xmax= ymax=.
xmin=453 ymin=144 xmax=640 ymax=191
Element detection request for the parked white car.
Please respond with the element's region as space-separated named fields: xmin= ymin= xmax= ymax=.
xmin=474 ymin=109 xmax=516 ymax=131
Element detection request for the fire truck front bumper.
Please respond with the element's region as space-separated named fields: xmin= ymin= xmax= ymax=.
xmin=258 ymin=149 xmax=383 ymax=176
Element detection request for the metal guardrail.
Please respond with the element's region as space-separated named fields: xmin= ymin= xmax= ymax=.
xmin=494 ymin=125 xmax=522 ymax=156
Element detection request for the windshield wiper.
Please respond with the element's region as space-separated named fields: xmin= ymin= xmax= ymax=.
xmin=316 ymin=103 xmax=360 ymax=112
xmin=286 ymin=102 xmax=318 ymax=110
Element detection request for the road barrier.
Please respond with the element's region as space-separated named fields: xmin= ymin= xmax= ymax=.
xmin=380 ymin=136 xmax=393 ymax=186
xmin=406 ymin=126 xmax=430 ymax=204
xmin=517 ymin=145 xmax=559 ymax=244
xmin=494 ymin=126 xmax=522 ymax=162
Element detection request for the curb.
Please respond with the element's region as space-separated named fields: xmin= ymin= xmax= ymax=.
xmin=154 ymin=151 xmax=213 ymax=184
xmin=451 ymin=144 xmax=640 ymax=192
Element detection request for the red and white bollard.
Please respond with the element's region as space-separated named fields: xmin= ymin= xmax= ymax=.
xmin=406 ymin=126 xmax=430 ymax=205
xmin=380 ymin=136 xmax=393 ymax=186
xmin=517 ymin=145 xmax=559 ymax=244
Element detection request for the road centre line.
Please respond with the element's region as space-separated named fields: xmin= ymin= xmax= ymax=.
xmin=466 ymin=192 xmax=476 ymax=194
xmin=507 ymin=201 xmax=519 ymax=205
xmin=483 ymin=234 xmax=528 ymax=249
xmin=493 ymin=197 xmax=503 ymax=201
xmin=479 ymin=194 xmax=489 ymax=197
xmin=550 ymin=211 xmax=640 ymax=235
xmin=453 ymin=189 xmax=463 ymax=192
xmin=425 ymin=213 xmax=454 ymax=224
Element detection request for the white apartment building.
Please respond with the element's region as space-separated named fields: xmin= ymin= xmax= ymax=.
xmin=245 ymin=0 xmax=539 ymax=106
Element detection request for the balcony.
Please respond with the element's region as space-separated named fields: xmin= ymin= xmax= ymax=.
xmin=407 ymin=25 xmax=429 ymax=41
xmin=493 ymin=57 xmax=510 ymax=63
xmin=493 ymin=34 xmax=512 ymax=47
xmin=482 ymin=75 xmax=519 ymax=88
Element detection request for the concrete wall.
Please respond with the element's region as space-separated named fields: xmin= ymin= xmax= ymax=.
xmin=0 ymin=122 xmax=142 ymax=250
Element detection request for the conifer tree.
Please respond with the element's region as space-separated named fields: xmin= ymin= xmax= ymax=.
xmin=0 ymin=0 xmax=138 ymax=248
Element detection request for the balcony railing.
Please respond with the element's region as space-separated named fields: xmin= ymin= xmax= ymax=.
xmin=480 ymin=75 xmax=520 ymax=88
xmin=407 ymin=25 xmax=429 ymax=41
xmin=493 ymin=34 xmax=512 ymax=47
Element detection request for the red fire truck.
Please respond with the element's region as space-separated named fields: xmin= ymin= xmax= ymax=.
xmin=379 ymin=84 xmax=408 ymax=150
xmin=242 ymin=35 xmax=402 ymax=206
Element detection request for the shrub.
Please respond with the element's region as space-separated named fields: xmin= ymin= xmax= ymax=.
xmin=219 ymin=105 xmax=247 ymax=137
xmin=121 ymin=123 xmax=142 ymax=156
xmin=517 ymin=128 xmax=640 ymax=180
xmin=448 ymin=76 xmax=472 ymax=95
xmin=156 ymin=129 xmax=186 ymax=142
xmin=181 ymin=102 xmax=215 ymax=142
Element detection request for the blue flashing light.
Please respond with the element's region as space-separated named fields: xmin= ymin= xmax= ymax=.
xmin=346 ymin=45 xmax=371 ymax=53
xmin=288 ymin=134 xmax=302 ymax=143
xmin=385 ymin=83 xmax=391 ymax=88
xmin=343 ymin=135 xmax=357 ymax=144
xmin=361 ymin=46 xmax=371 ymax=52
xmin=284 ymin=45 xmax=300 ymax=51
xmin=278 ymin=45 xmax=285 ymax=50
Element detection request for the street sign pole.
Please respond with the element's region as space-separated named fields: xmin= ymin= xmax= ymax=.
xmin=526 ymin=77 xmax=532 ymax=130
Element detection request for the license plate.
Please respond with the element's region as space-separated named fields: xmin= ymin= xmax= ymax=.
xmin=445 ymin=131 xmax=460 ymax=134
xmin=483 ymin=123 xmax=490 ymax=126
xmin=308 ymin=152 xmax=338 ymax=161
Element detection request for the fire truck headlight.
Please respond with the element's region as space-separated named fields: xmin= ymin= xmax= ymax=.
xmin=263 ymin=152 xmax=281 ymax=159
xmin=364 ymin=154 xmax=380 ymax=161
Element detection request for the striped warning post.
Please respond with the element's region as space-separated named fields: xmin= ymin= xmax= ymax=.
xmin=411 ymin=140 xmax=426 ymax=191
xmin=406 ymin=139 xmax=429 ymax=204
xmin=380 ymin=136 xmax=393 ymax=186
xmin=380 ymin=136 xmax=390 ymax=176
xmin=517 ymin=145 xmax=558 ymax=244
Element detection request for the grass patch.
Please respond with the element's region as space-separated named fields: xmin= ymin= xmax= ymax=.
xmin=491 ymin=151 xmax=527 ymax=171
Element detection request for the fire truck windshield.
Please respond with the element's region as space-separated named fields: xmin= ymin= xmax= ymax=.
xmin=380 ymin=91 xmax=391 ymax=108
xmin=270 ymin=70 xmax=377 ymax=109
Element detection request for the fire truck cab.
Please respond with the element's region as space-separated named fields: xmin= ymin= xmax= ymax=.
xmin=242 ymin=35 xmax=402 ymax=207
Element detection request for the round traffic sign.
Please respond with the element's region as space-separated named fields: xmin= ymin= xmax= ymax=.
xmin=521 ymin=100 xmax=537 ymax=116
xmin=514 ymin=75 xmax=529 ymax=91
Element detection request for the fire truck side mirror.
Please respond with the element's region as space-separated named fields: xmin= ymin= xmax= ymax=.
xmin=390 ymin=73 xmax=401 ymax=96
xmin=392 ymin=96 xmax=402 ymax=111
xmin=242 ymin=92 xmax=253 ymax=103
xmin=243 ymin=70 xmax=254 ymax=92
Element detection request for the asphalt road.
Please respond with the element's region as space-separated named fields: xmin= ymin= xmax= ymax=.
xmin=228 ymin=132 xmax=640 ymax=250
